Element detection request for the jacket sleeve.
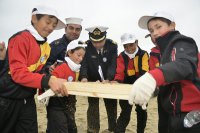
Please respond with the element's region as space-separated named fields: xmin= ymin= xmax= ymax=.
xmin=151 ymin=40 xmax=198 ymax=85
xmin=79 ymin=51 xmax=88 ymax=80
xmin=8 ymin=35 xmax=45 ymax=89
xmin=0 ymin=60 xmax=5 ymax=69
xmin=114 ymin=54 xmax=125 ymax=82
xmin=106 ymin=44 xmax=118 ymax=80
xmin=149 ymin=54 xmax=159 ymax=70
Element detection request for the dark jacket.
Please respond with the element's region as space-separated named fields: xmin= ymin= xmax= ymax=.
xmin=43 ymin=34 xmax=70 ymax=73
xmin=0 ymin=60 xmax=5 ymax=69
xmin=80 ymin=39 xmax=118 ymax=81
xmin=149 ymin=31 xmax=200 ymax=115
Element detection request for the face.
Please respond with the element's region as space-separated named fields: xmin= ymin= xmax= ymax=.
xmin=32 ymin=15 xmax=58 ymax=38
xmin=68 ymin=48 xmax=85 ymax=64
xmin=124 ymin=41 xmax=138 ymax=54
xmin=65 ymin=24 xmax=82 ymax=41
xmin=148 ymin=19 xmax=175 ymax=39
xmin=91 ymin=39 xmax=106 ymax=50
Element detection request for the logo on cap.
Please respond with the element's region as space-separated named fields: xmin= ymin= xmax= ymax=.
xmin=93 ymin=28 xmax=101 ymax=35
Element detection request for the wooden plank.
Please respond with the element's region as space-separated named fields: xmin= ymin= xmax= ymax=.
xmin=38 ymin=82 xmax=132 ymax=101
xmin=65 ymin=82 xmax=131 ymax=100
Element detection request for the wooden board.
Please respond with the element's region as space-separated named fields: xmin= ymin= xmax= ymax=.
xmin=64 ymin=82 xmax=132 ymax=100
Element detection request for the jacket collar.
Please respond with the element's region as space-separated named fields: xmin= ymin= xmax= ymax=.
xmin=155 ymin=31 xmax=180 ymax=54
xmin=26 ymin=25 xmax=47 ymax=44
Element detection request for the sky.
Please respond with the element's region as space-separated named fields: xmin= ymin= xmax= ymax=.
xmin=0 ymin=0 xmax=200 ymax=53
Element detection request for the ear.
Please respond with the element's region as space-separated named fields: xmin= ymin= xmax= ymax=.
xmin=65 ymin=25 xmax=68 ymax=32
xmin=67 ymin=50 xmax=73 ymax=57
xmin=135 ymin=40 xmax=138 ymax=45
xmin=170 ymin=22 xmax=176 ymax=30
xmin=31 ymin=15 xmax=37 ymax=24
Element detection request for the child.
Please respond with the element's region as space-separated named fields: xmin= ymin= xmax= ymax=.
xmin=0 ymin=5 xmax=68 ymax=133
xmin=114 ymin=33 xmax=149 ymax=133
xmin=129 ymin=11 xmax=200 ymax=133
xmin=146 ymin=34 xmax=167 ymax=132
xmin=46 ymin=40 xmax=86 ymax=133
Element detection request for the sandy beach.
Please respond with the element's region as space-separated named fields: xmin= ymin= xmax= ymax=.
xmin=37 ymin=96 xmax=158 ymax=133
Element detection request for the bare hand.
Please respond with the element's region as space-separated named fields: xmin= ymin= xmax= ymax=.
xmin=102 ymin=80 xmax=109 ymax=84
xmin=48 ymin=76 xmax=68 ymax=96
xmin=110 ymin=81 xmax=118 ymax=84
xmin=49 ymin=62 xmax=57 ymax=73
xmin=81 ymin=78 xmax=88 ymax=82
xmin=0 ymin=41 xmax=6 ymax=60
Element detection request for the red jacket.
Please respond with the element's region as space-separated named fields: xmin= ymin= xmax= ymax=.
xmin=114 ymin=49 xmax=149 ymax=83
xmin=52 ymin=62 xmax=78 ymax=81
xmin=0 ymin=30 xmax=51 ymax=99
xmin=8 ymin=31 xmax=50 ymax=89
xmin=149 ymin=46 xmax=160 ymax=70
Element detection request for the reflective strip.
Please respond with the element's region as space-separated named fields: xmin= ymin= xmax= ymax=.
xmin=133 ymin=56 xmax=139 ymax=73
xmin=75 ymin=72 xmax=79 ymax=81
xmin=127 ymin=69 xmax=135 ymax=76
xmin=142 ymin=53 xmax=149 ymax=72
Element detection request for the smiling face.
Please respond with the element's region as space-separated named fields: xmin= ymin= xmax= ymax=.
xmin=123 ymin=41 xmax=138 ymax=54
xmin=65 ymin=24 xmax=82 ymax=41
xmin=147 ymin=18 xmax=175 ymax=40
xmin=32 ymin=15 xmax=58 ymax=38
xmin=68 ymin=48 xmax=85 ymax=64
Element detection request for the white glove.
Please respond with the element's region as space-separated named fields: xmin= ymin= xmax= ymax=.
xmin=128 ymin=72 xmax=157 ymax=110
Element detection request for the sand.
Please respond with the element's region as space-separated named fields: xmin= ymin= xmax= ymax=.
xmin=37 ymin=96 xmax=158 ymax=133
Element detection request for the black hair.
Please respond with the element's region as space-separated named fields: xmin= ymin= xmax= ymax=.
xmin=31 ymin=8 xmax=58 ymax=26
xmin=148 ymin=17 xmax=172 ymax=26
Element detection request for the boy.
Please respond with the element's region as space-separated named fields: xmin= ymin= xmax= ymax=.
xmin=0 ymin=5 xmax=68 ymax=133
xmin=129 ymin=11 xmax=200 ymax=133
xmin=114 ymin=33 xmax=149 ymax=133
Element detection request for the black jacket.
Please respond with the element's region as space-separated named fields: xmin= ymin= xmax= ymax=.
xmin=80 ymin=39 xmax=118 ymax=81
xmin=0 ymin=60 xmax=5 ymax=70
xmin=156 ymin=31 xmax=200 ymax=114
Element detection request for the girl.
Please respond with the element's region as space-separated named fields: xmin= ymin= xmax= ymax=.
xmin=46 ymin=40 xmax=86 ymax=133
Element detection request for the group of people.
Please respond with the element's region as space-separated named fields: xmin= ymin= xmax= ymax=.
xmin=0 ymin=5 xmax=200 ymax=133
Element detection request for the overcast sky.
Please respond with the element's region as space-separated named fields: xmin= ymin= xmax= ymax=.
xmin=0 ymin=0 xmax=200 ymax=53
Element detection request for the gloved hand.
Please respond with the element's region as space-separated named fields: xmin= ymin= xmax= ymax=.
xmin=128 ymin=72 xmax=157 ymax=110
